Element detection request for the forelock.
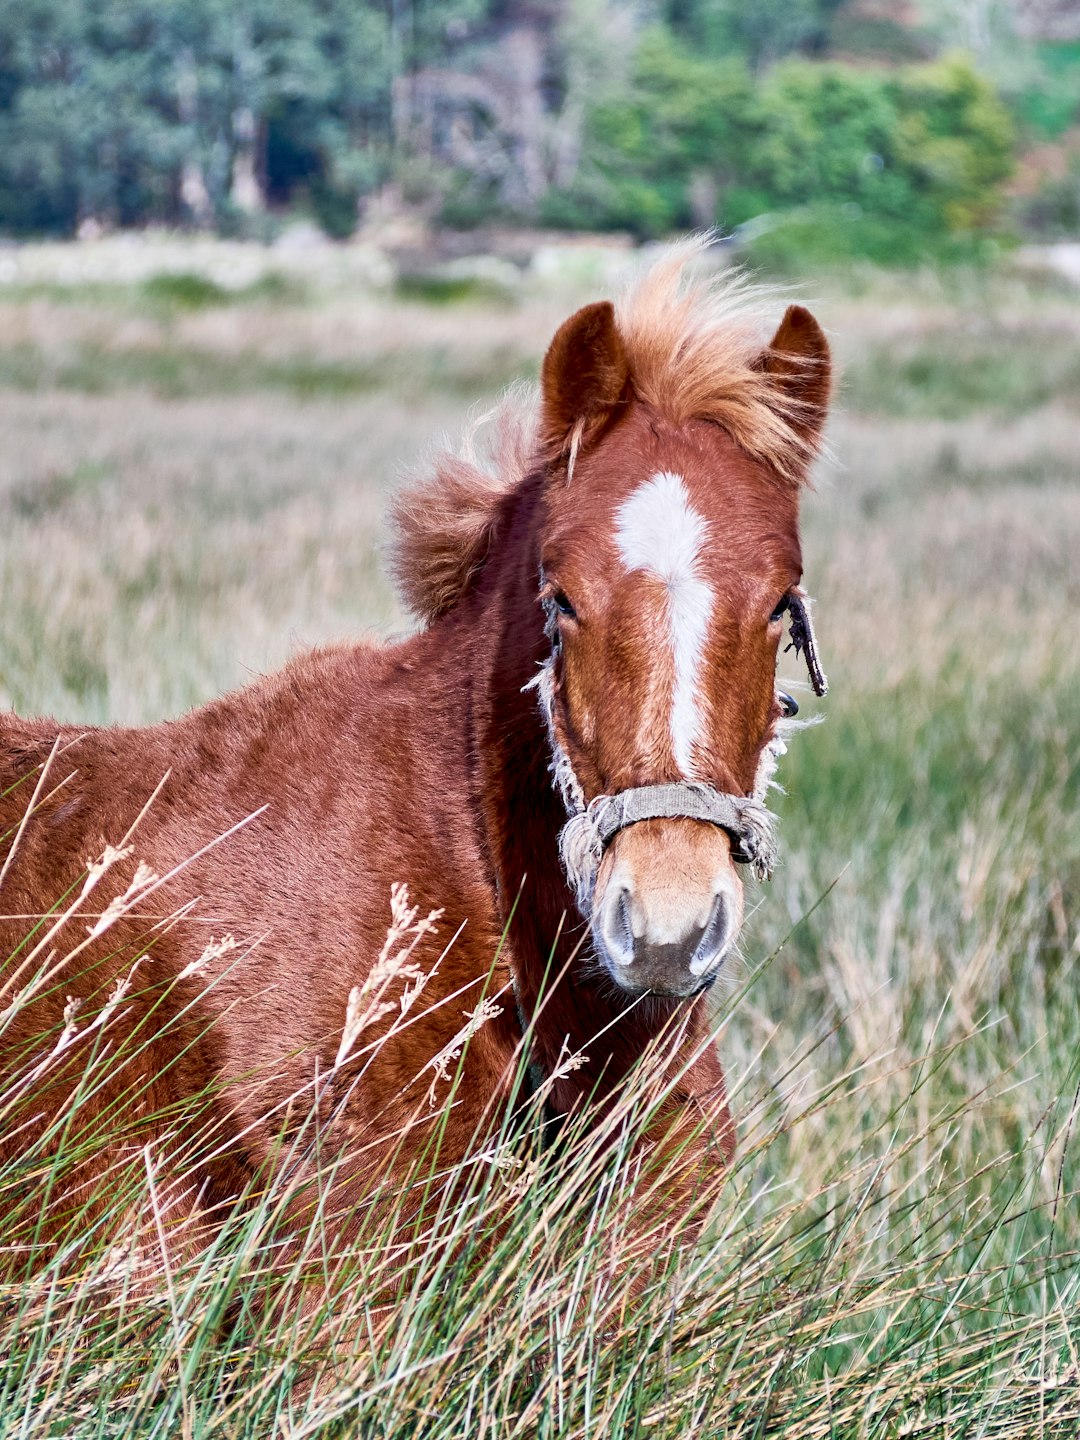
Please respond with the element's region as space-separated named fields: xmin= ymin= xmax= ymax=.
xmin=615 ymin=237 xmax=818 ymax=484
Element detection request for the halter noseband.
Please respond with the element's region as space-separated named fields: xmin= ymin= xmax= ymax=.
xmin=580 ymin=782 xmax=776 ymax=869
xmin=557 ymin=780 xmax=777 ymax=915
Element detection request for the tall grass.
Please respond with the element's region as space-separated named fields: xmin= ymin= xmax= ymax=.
xmin=2 ymin=845 xmax=1076 ymax=1437
xmin=0 ymin=253 xmax=1077 ymax=1436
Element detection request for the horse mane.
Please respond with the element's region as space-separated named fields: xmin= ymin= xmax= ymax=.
xmin=390 ymin=390 xmax=536 ymax=624
xmin=391 ymin=237 xmax=818 ymax=624
xmin=615 ymin=236 xmax=821 ymax=482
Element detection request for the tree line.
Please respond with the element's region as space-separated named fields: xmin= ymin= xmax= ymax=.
xmin=0 ymin=0 xmax=1046 ymax=258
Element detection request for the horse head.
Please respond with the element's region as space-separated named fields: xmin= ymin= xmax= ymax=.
xmin=531 ymin=251 xmax=832 ymax=999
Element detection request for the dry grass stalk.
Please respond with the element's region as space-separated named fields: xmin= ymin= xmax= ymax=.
xmin=333 ymin=882 xmax=443 ymax=1072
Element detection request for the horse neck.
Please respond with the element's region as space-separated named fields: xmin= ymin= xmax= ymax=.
xmin=458 ymin=472 xmax=713 ymax=1112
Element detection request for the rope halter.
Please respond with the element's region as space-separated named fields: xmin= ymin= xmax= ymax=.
xmin=558 ymin=781 xmax=778 ymax=915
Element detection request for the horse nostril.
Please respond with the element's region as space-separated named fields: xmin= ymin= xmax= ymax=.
xmin=601 ymin=886 xmax=636 ymax=967
xmin=688 ymin=893 xmax=731 ymax=977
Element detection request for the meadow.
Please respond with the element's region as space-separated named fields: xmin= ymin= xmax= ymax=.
xmin=0 ymin=243 xmax=1077 ymax=1437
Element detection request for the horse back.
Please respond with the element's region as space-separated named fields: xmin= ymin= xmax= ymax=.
xmin=0 ymin=648 xmax=515 ymax=1241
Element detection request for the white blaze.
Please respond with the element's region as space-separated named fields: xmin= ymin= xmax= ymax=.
xmin=615 ymin=471 xmax=713 ymax=777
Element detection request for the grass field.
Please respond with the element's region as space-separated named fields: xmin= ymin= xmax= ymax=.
xmin=0 ymin=246 xmax=1078 ymax=1437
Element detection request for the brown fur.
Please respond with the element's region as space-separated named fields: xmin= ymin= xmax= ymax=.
xmin=390 ymin=398 xmax=533 ymax=624
xmin=539 ymin=299 xmax=630 ymax=456
xmin=0 ymin=243 xmax=832 ymax=1321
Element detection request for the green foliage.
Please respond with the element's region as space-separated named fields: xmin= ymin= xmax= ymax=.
xmin=0 ymin=0 xmax=182 ymax=232
xmin=731 ymin=60 xmax=907 ymax=224
xmin=727 ymin=54 xmax=1013 ymax=242
xmin=736 ymin=205 xmax=989 ymax=272
xmin=0 ymin=0 xmax=412 ymax=236
xmin=545 ymin=35 xmax=1013 ymax=260
xmin=1013 ymin=42 xmax=1080 ymax=139
xmin=894 ymin=54 xmax=1015 ymax=232
xmin=0 ymin=0 xmax=1024 ymax=265
xmin=141 ymin=271 xmax=232 ymax=309
xmin=542 ymin=28 xmax=755 ymax=239
xmin=662 ymin=0 xmax=842 ymax=68
xmin=139 ymin=269 xmax=308 ymax=311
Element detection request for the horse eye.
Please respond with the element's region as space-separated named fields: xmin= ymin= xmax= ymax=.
xmin=769 ymin=595 xmax=789 ymax=624
xmin=553 ymin=591 xmax=577 ymax=620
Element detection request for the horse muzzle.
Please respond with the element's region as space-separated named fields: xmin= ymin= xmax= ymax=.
xmin=590 ymin=818 xmax=745 ymax=997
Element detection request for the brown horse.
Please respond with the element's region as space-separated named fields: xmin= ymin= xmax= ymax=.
xmin=0 ymin=242 xmax=831 ymax=1303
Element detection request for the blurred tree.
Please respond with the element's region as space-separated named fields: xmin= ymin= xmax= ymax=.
xmin=0 ymin=0 xmax=408 ymax=236
xmin=0 ymin=0 xmax=1021 ymax=252
xmin=728 ymin=50 xmax=1013 ymax=264
xmin=0 ymin=0 xmax=85 ymax=233
xmin=542 ymin=26 xmax=754 ymax=236
xmin=0 ymin=0 xmax=192 ymax=231
xmin=398 ymin=0 xmax=565 ymax=222
xmin=893 ymin=52 xmax=1014 ymax=229
xmin=661 ymin=0 xmax=844 ymax=67
xmin=728 ymin=59 xmax=914 ymax=226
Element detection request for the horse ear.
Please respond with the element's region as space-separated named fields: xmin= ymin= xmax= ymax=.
xmin=758 ymin=305 xmax=832 ymax=456
xmin=539 ymin=301 xmax=630 ymax=458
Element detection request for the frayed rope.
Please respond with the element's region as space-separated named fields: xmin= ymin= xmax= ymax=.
xmin=558 ymin=785 xmax=778 ymax=914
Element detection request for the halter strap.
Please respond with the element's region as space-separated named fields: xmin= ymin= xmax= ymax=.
xmin=557 ymin=779 xmax=778 ymax=913
xmin=588 ymin=782 xmax=770 ymax=863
